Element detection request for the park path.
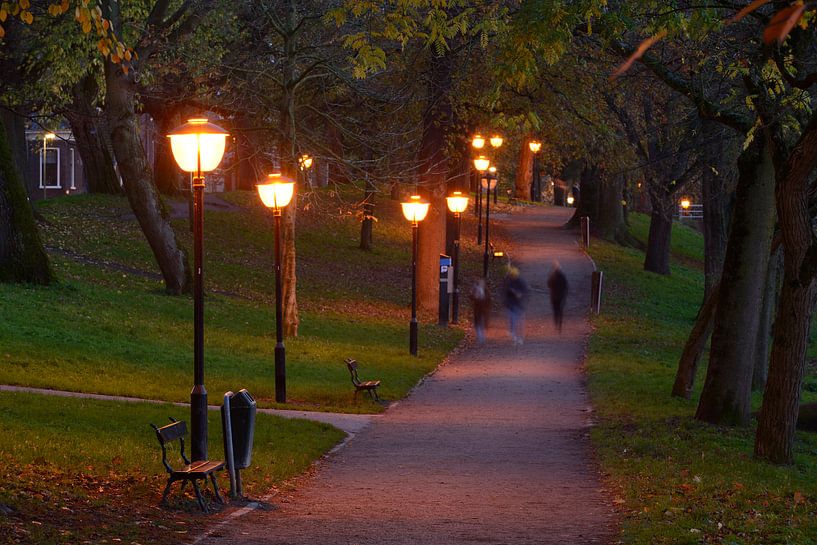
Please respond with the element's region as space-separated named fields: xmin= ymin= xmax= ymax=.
xmin=199 ymin=205 xmax=617 ymax=545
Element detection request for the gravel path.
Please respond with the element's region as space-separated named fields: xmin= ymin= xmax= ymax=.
xmin=200 ymin=205 xmax=617 ymax=545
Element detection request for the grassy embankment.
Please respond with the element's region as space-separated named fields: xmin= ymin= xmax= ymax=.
xmin=0 ymin=189 xmax=482 ymax=544
xmin=588 ymin=213 xmax=817 ymax=544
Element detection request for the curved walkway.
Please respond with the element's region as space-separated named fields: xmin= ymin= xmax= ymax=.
xmin=199 ymin=205 xmax=617 ymax=545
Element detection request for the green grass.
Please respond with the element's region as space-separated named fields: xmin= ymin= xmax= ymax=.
xmin=588 ymin=216 xmax=817 ymax=544
xmin=0 ymin=189 xmax=475 ymax=544
xmin=1 ymin=191 xmax=466 ymax=412
xmin=0 ymin=391 xmax=344 ymax=544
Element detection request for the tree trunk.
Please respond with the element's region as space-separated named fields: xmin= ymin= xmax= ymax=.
xmin=643 ymin=188 xmax=674 ymax=275
xmin=565 ymin=164 xmax=598 ymax=228
xmin=104 ymin=61 xmax=191 ymax=295
xmin=596 ymin=173 xmax=635 ymax=246
xmin=752 ymin=247 xmax=781 ymax=391
xmin=0 ymin=113 xmax=53 ymax=284
xmin=415 ymin=51 xmax=453 ymax=314
xmin=695 ymin=136 xmax=776 ymax=426
xmin=279 ymin=0 xmax=300 ymax=337
xmin=671 ymin=287 xmax=718 ymax=398
xmin=515 ymin=140 xmax=533 ymax=200
xmin=62 ymin=73 xmax=121 ymax=194
xmin=754 ymin=117 xmax=817 ymax=464
xmin=701 ymin=146 xmax=734 ymax=298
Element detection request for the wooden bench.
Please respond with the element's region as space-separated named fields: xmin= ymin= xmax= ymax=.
xmin=345 ymin=358 xmax=381 ymax=401
xmin=150 ymin=418 xmax=225 ymax=512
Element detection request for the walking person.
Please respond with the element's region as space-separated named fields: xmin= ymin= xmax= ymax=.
xmin=547 ymin=260 xmax=569 ymax=332
xmin=470 ymin=278 xmax=490 ymax=344
xmin=501 ymin=266 xmax=529 ymax=345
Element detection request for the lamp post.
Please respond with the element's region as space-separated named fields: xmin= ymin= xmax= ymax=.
xmin=257 ymin=174 xmax=296 ymax=403
xmin=402 ymin=195 xmax=430 ymax=356
xmin=473 ymin=155 xmax=490 ymax=243
xmin=471 ymin=135 xmax=485 ymax=220
xmin=168 ymin=117 xmax=228 ymax=462
xmin=529 ymin=140 xmax=542 ymax=202
xmin=446 ymin=191 xmax=469 ymax=324
xmin=481 ymin=172 xmax=498 ymax=278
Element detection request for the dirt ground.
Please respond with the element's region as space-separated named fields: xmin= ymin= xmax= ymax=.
xmin=197 ymin=206 xmax=618 ymax=545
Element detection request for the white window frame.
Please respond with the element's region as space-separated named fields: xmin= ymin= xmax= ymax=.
xmin=39 ymin=146 xmax=62 ymax=189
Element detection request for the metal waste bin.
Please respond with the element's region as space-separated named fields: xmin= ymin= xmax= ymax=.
xmin=222 ymin=389 xmax=256 ymax=498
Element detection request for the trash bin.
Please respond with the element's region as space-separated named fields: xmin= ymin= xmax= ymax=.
xmin=228 ymin=389 xmax=256 ymax=469
xmin=221 ymin=389 xmax=256 ymax=498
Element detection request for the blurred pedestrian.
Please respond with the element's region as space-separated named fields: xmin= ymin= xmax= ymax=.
xmin=547 ymin=260 xmax=569 ymax=332
xmin=470 ymin=278 xmax=490 ymax=344
xmin=501 ymin=266 xmax=529 ymax=344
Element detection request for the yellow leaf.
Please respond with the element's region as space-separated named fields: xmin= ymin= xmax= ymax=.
xmin=60 ymin=0 xmax=68 ymax=11
xmin=20 ymin=9 xmax=32 ymax=24
xmin=19 ymin=0 xmax=30 ymax=9
xmin=81 ymin=19 xmax=91 ymax=33
xmin=111 ymin=53 xmax=120 ymax=63
xmin=123 ymin=49 xmax=131 ymax=61
xmin=48 ymin=4 xmax=59 ymax=16
xmin=0 ymin=24 xmax=4 ymax=38
xmin=0 ymin=9 xmax=6 ymax=22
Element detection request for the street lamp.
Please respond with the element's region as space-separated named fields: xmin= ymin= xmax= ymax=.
xmin=402 ymin=195 xmax=430 ymax=356
xmin=257 ymin=173 xmax=296 ymax=403
xmin=490 ymin=135 xmax=503 ymax=148
xmin=471 ymin=134 xmax=485 ymax=149
xmin=529 ymin=140 xmax=542 ymax=202
xmin=298 ymin=154 xmax=313 ymax=170
xmin=566 ymin=195 xmax=575 ymax=206
xmin=473 ymin=156 xmax=490 ymax=243
xmin=481 ymin=172 xmax=498 ymax=278
xmin=168 ymin=117 xmax=228 ymax=462
xmin=446 ymin=191 xmax=469 ymax=324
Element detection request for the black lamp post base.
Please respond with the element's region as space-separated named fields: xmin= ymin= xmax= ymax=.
xmin=190 ymin=386 xmax=208 ymax=462
xmin=409 ymin=319 xmax=418 ymax=356
xmin=274 ymin=342 xmax=286 ymax=403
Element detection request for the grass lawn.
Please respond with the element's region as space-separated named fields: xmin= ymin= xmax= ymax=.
xmin=0 ymin=392 xmax=344 ymax=544
xmin=1 ymin=190 xmax=471 ymax=412
xmin=588 ymin=213 xmax=817 ymax=544
xmin=0 ymin=188 xmax=484 ymax=544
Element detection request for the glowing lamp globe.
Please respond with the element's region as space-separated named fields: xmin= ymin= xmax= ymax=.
xmin=473 ymin=156 xmax=490 ymax=172
xmin=529 ymin=140 xmax=542 ymax=153
xmin=680 ymin=199 xmax=691 ymax=210
xmin=446 ymin=191 xmax=469 ymax=214
xmin=488 ymin=166 xmax=497 ymax=174
xmin=471 ymin=134 xmax=485 ymax=149
xmin=257 ymin=173 xmax=296 ymax=210
xmin=566 ymin=196 xmax=575 ymax=205
xmin=402 ymin=195 xmax=430 ymax=223
xmin=168 ymin=118 xmax=229 ymax=173
xmin=490 ymin=135 xmax=503 ymax=148
xmin=299 ymin=154 xmax=313 ymax=170
xmin=481 ymin=177 xmax=498 ymax=191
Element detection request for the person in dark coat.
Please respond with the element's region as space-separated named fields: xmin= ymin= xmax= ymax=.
xmin=501 ymin=266 xmax=529 ymax=344
xmin=470 ymin=278 xmax=490 ymax=344
xmin=547 ymin=260 xmax=569 ymax=332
